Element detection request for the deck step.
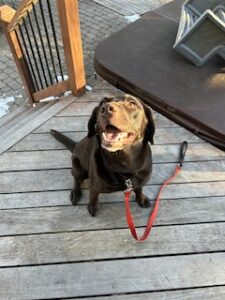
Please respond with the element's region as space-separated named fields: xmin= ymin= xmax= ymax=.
xmin=0 ymin=96 xmax=76 ymax=155
xmin=0 ymin=105 xmax=30 ymax=130
xmin=0 ymin=104 xmax=46 ymax=136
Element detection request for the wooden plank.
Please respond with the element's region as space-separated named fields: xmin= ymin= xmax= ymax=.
xmin=8 ymin=0 xmax=38 ymax=31
xmin=0 ymin=104 xmax=46 ymax=137
xmin=2 ymin=145 xmax=225 ymax=171
xmin=33 ymin=80 xmax=70 ymax=102
xmin=0 ymin=222 xmax=225 ymax=267
xmin=1 ymin=158 xmax=224 ymax=184
xmin=10 ymin=127 xmax=202 ymax=152
xmin=0 ymin=96 xmax=75 ymax=155
xmin=0 ymin=190 xmax=71 ymax=209
xmin=0 ymin=5 xmax=15 ymax=24
xmin=74 ymin=286 xmax=225 ymax=300
xmin=33 ymin=115 xmax=200 ymax=134
xmin=57 ymin=0 xmax=86 ymax=96
xmin=0 ymin=106 xmax=30 ymax=132
xmin=57 ymin=101 xmax=100 ymax=116
xmin=93 ymin=80 xmax=119 ymax=90
xmin=34 ymin=116 xmax=90 ymax=133
xmin=0 ymin=183 xmax=225 ymax=208
xmin=1 ymin=197 xmax=225 ymax=235
xmin=9 ymin=132 xmax=86 ymax=151
xmin=58 ymin=99 xmax=179 ymax=128
xmin=0 ymin=253 xmax=225 ymax=299
xmin=1 ymin=167 xmax=225 ymax=195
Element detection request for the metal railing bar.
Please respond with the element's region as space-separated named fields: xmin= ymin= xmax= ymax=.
xmin=39 ymin=0 xmax=59 ymax=84
xmin=23 ymin=16 xmax=44 ymax=90
xmin=27 ymin=11 xmax=48 ymax=87
xmin=32 ymin=3 xmax=54 ymax=85
xmin=18 ymin=24 xmax=39 ymax=91
xmin=46 ymin=0 xmax=64 ymax=81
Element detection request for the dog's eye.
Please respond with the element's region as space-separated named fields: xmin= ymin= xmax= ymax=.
xmin=128 ymin=101 xmax=137 ymax=108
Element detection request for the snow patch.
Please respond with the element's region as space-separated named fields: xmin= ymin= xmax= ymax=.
xmin=86 ymin=85 xmax=93 ymax=91
xmin=0 ymin=96 xmax=15 ymax=118
xmin=124 ymin=14 xmax=140 ymax=23
xmin=56 ymin=74 xmax=69 ymax=82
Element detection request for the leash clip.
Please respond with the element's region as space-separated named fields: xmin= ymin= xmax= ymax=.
xmin=178 ymin=141 xmax=188 ymax=167
xmin=124 ymin=179 xmax=133 ymax=192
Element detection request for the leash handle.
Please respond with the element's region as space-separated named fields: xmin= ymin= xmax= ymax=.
xmin=179 ymin=141 xmax=188 ymax=167
xmin=125 ymin=141 xmax=188 ymax=242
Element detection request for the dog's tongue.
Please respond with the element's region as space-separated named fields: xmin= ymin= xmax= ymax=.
xmin=105 ymin=125 xmax=120 ymax=139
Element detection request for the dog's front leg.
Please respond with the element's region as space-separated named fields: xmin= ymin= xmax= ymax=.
xmin=88 ymin=189 xmax=99 ymax=217
xmin=134 ymin=187 xmax=151 ymax=208
xmin=70 ymin=158 xmax=87 ymax=205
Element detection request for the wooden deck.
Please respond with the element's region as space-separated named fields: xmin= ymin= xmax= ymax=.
xmin=0 ymin=82 xmax=225 ymax=299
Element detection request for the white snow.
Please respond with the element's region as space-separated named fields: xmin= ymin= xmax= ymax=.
xmin=86 ymin=85 xmax=93 ymax=91
xmin=124 ymin=14 xmax=140 ymax=23
xmin=0 ymin=95 xmax=15 ymax=118
xmin=56 ymin=74 xmax=69 ymax=82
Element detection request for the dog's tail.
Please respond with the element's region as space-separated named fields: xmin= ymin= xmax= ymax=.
xmin=51 ymin=129 xmax=76 ymax=152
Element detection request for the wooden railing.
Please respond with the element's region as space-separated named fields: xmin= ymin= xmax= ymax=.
xmin=0 ymin=0 xmax=86 ymax=104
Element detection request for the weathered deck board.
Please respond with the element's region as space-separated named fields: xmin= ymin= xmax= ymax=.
xmin=8 ymin=142 xmax=224 ymax=164
xmin=74 ymin=286 xmax=225 ymax=300
xmin=9 ymin=127 xmax=202 ymax=152
xmin=1 ymin=148 xmax=225 ymax=173
xmin=1 ymin=253 xmax=225 ymax=299
xmin=1 ymin=197 xmax=225 ymax=236
xmin=1 ymin=166 xmax=225 ymax=196
xmin=0 ymin=81 xmax=225 ymax=300
xmin=0 ymin=222 xmax=225 ymax=267
xmin=0 ymin=97 xmax=75 ymax=155
xmin=1 ymin=160 xmax=225 ymax=194
xmin=34 ymin=114 xmax=179 ymax=133
xmin=56 ymin=100 xmax=179 ymax=128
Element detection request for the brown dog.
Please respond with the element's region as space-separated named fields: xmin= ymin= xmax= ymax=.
xmin=51 ymin=94 xmax=155 ymax=216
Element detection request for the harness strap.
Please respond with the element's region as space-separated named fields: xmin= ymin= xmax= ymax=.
xmin=124 ymin=141 xmax=188 ymax=242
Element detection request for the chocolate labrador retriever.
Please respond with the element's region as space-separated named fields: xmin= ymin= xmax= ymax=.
xmin=51 ymin=94 xmax=155 ymax=216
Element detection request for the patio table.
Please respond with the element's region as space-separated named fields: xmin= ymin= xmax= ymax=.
xmin=94 ymin=0 xmax=225 ymax=151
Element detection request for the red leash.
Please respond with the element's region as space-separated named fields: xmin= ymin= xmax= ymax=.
xmin=124 ymin=141 xmax=188 ymax=242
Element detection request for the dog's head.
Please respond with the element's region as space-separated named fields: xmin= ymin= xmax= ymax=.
xmin=88 ymin=94 xmax=155 ymax=152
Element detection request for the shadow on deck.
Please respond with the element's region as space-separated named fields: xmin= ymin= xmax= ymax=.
xmin=0 ymin=82 xmax=225 ymax=299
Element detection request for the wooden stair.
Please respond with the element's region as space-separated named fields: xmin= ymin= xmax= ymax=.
xmin=0 ymin=96 xmax=75 ymax=155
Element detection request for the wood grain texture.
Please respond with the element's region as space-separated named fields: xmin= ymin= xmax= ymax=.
xmin=1 ymin=159 xmax=225 ymax=194
xmin=1 ymin=167 xmax=225 ymax=195
xmin=74 ymin=286 xmax=225 ymax=300
xmin=57 ymin=0 xmax=86 ymax=95
xmin=33 ymin=80 xmax=70 ymax=102
xmin=35 ymin=114 xmax=185 ymax=133
xmin=1 ymin=197 xmax=225 ymax=236
xmin=0 ymin=80 xmax=225 ymax=299
xmin=2 ymin=148 xmax=225 ymax=172
xmin=10 ymin=127 xmax=203 ymax=152
xmin=1 ymin=253 xmax=225 ymax=299
xmin=0 ymin=96 xmax=75 ymax=155
xmin=0 ymin=222 xmax=225 ymax=267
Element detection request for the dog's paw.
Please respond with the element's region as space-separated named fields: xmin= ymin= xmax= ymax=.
xmin=136 ymin=195 xmax=151 ymax=208
xmin=87 ymin=204 xmax=98 ymax=217
xmin=70 ymin=189 xmax=82 ymax=205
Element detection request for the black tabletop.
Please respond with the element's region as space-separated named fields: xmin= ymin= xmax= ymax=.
xmin=94 ymin=0 xmax=225 ymax=150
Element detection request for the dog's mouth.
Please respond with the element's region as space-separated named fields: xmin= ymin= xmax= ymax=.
xmin=101 ymin=124 xmax=136 ymax=151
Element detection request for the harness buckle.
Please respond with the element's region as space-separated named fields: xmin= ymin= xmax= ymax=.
xmin=125 ymin=179 xmax=133 ymax=192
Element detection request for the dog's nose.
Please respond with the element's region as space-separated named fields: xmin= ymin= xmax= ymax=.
xmin=101 ymin=103 xmax=117 ymax=114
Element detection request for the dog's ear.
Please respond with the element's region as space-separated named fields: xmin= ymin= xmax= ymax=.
xmin=88 ymin=106 xmax=98 ymax=138
xmin=142 ymin=103 xmax=155 ymax=144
